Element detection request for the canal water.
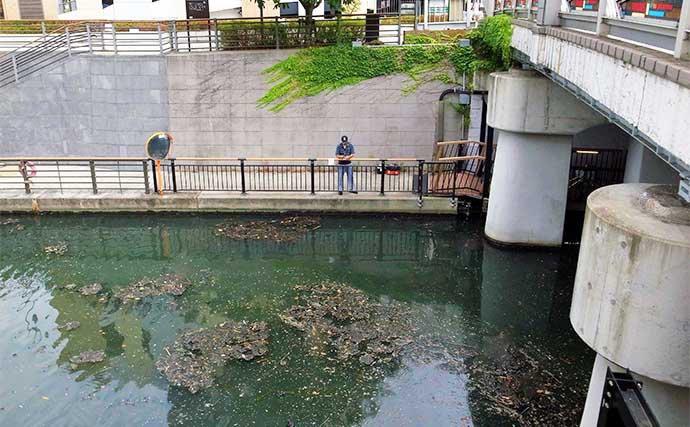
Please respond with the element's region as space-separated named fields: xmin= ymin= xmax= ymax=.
xmin=0 ymin=214 xmax=593 ymax=427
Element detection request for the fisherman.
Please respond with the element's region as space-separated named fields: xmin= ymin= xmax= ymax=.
xmin=335 ymin=135 xmax=357 ymax=195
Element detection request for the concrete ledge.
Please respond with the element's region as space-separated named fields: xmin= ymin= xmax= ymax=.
xmin=0 ymin=190 xmax=457 ymax=215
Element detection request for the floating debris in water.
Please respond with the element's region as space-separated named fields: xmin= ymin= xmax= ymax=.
xmin=63 ymin=284 xmax=78 ymax=291
xmin=0 ymin=217 xmax=24 ymax=232
xmin=466 ymin=343 xmax=586 ymax=425
xmin=280 ymin=282 xmax=413 ymax=366
xmin=116 ymin=274 xmax=191 ymax=303
xmin=43 ymin=243 xmax=68 ymax=256
xmin=57 ymin=321 xmax=81 ymax=331
xmin=70 ymin=350 xmax=106 ymax=365
xmin=79 ymin=283 xmax=102 ymax=296
xmin=215 ymin=216 xmax=320 ymax=243
xmin=157 ymin=321 xmax=269 ymax=394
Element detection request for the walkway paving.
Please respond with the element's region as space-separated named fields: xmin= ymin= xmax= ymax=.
xmin=0 ymin=190 xmax=457 ymax=214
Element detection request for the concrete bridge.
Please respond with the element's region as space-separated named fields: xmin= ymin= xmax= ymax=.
xmin=482 ymin=5 xmax=689 ymax=426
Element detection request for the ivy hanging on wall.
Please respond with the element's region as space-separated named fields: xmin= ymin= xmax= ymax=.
xmin=258 ymin=15 xmax=513 ymax=112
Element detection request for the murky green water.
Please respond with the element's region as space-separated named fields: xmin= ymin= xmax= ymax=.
xmin=0 ymin=214 xmax=593 ymax=427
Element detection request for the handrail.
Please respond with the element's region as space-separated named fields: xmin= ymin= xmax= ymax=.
xmin=0 ymin=156 xmax=487 ymax=198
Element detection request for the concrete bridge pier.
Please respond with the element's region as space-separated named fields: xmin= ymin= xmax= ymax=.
xmin=572 ymin=184 xmax=689 ymax=426
xmin=485 ymin=70 xmax=605 ymax=247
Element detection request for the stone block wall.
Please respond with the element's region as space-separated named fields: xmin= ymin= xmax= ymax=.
xmin=0 ymin=50 xmax=463 ymax=159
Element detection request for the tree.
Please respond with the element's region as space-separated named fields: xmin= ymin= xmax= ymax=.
xmin=270 ymin=0 xmax=357 ymax=45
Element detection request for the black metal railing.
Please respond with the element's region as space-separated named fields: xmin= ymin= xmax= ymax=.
xmin=0 ymin=157 xmax=489 ymax=199
xmin=568 ymin=148 xmax=626 ymax=203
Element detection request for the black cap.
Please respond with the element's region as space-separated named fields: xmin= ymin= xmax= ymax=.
xmin=341 ymin=135 xmax=348 ymax=143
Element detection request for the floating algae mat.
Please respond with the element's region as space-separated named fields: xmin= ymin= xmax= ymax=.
xmin=116 ymin=273 xmax=192 ymax=302
xmin=0 ymin=213 xmax=594 ymax=426
xmin=281 ymin=282 xmax=413 ymax=365
xmin=156 ymin=321 xmax=268 ymax=393
xmin=215 ymin=216 xmax=320 ymax=242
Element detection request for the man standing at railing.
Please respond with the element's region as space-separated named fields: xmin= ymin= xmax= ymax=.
xmin=336 ymin=135 xmax=357 ymax=195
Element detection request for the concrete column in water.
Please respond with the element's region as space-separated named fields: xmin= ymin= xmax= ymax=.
xmin=571 ymin=183 xmax=689 ymax=426
xmin=485 ymin=70 xmax=605 ymax=247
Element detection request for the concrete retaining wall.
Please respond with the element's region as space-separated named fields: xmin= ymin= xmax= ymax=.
xmin=0 ymin=50 xmax=462 ymax=159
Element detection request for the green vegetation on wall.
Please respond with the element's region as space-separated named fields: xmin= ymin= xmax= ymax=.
xmin=258 ymin=15 xmax=513 ymax=112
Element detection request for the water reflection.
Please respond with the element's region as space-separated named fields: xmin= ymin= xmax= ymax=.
xmin=0 ymin=214 xmax=590 ymax=427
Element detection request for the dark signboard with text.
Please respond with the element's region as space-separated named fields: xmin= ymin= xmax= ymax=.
xmin=185 ymin=0 xmax=209 ymax=19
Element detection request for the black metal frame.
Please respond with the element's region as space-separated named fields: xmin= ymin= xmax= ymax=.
xmin=598 ymin=368 xmax=660 ymax=427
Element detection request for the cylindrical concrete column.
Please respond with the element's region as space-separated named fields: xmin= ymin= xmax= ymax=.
xmin=571 ymin=183 xmax=690 ymax=426
xmin=485 ymin=70 xmax=605 ymax=246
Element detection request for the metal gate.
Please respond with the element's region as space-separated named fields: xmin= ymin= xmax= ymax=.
xmin=568 ymin=148 xmax=627 ymax=204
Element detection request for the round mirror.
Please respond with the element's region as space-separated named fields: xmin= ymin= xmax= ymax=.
xmin=146 ymin=132 xmax=173 ymax=160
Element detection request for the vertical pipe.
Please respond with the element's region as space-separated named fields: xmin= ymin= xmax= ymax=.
xmin=240 ymin=158 xmax=246 ymax=194
xmin=150 ymin=159 xmax=158 ymax=193
xmin=41 ymin=21 xmax=46 ymax=35
xmin=89 ymin=160 xmax=98 ymax=194
xmin=19 ymin=161 xmax=30 ymax=194
xmin=170 ymin=159 xmax=178 ymax=192
xmin=310 ymin=159 xmax=315 ymax=194
xmin=380 ymin=160 xmax=386 ymax=195
xmin=143 ymin=160 xmax=150 ymax=194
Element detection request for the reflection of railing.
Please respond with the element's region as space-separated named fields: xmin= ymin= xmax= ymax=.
xmin=0 ymin=157 xmax=487 ymax=198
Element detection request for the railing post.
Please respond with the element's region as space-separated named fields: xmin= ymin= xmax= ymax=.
xmin=172 ymin=20 xmax=178 ymax=52
xmin=65 ymin=28 xmax=71 ymax=56
xmin=86 ymin=24 xmax=93 ymax=54
xmin=397 ymin=12 xmax=402 ymax=46
xmin=214 ymin=18 xmax=220 ymax=50
xmin=417 ymin=159 xmax=424 ymax=195
xmin=41 ymin=21 xmax=46 ymax=35
xmin=11 ymin=54 xmax=18 ymax=83
xmin=207 ymin=19 xmax=213 ymax=51
xmin=18 ymin=160 xmax=31 ymax=194
xmin=275 ymin=17 xmax=280 ymax=49
xmin=674 ymin=0 xmax=690 ymax=60
xmin=170 ymin=158 xmax=178 ymax=192
xmin=157 ymin=22 xmax=164 ymax=55
xmin=150 ymin=159 xmax=158 ymax=193
xmin=89 ymin=160 xmax=98 ymax=194
xmin=595 ymin=0 xmax=610 ymax=36
xmin=309 ymin=158 xmax=315 ymax=194
xmin=143 ymin=160 xmax=150 ymax=194
xmin=112 ymin=24 xmax=118 ymax=54
xmin=379 ymin=159 xmax=386 ymax=195
xmin=240 ymin=158 xmax=246 ymax=194
xmin=483 ymin=126 xmax=495 ymax=200
xmin=452 ymin=160 xmax=460 ymax=197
